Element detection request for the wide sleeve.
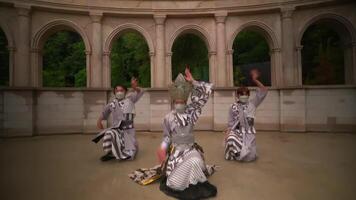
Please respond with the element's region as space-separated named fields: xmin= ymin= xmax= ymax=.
xmin=160 ymin=117 xmax=171 ymax=151
xmin=185 ymin=80 xmax=213 ymax=125
xmin=250 ymin=88 xmax=268 ymax=108
xmin=126 ymin=88 xmax=145 ymax=104
xmin=227 ymin=105 xmax=235 ymax=129
xmin=101 ymin=103 xmax=112 ymax=120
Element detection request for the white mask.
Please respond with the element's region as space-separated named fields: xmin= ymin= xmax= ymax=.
xmin=239 ymin=95 xmax=249 ymax=104
xmin=175 ymin=103 xmax=186 ymax=113
xmin=115 ymin=92 xmax=125 ymax=100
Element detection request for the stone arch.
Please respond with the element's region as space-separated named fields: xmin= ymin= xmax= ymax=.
xmin=0 ymin=21 xmax=14 ymax=48
xmin=167 ymin=24 xmax=215 ymax=53
xmin=31 ymin=19 xmax=91 ymax=87
xmin=297 ymin=13 xmax=356 ymax=85
xmin=103 ymin=23 xmax=154 ymax=88
xmin=228 ymin=21 xmax=280 ymax=86
xmin=228 ymin=20 xmax=279 ymax=51
xmin=0 ymin=21 xmax=15 ymax=86
xmin=296 ymin=13 xmax=356 ymax=47
xmin=104 ymin=23 xmax=154 ymax=54
xmin=167 ymin=24 xmax=215 ymax=82
xmin=32 ymin=19 xmax=91 ymax=52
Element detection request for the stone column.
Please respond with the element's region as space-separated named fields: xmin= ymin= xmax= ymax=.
xmin=208 ymin=51 xmax=217 ymax=84
xmin=295 ymin=45 xmax=303 ymax=85
xmin=281 ymin=6 xmax=297 ymax=86
xmin=30 ymin=48 xmax=41 ymax=87
xmin=7 ymin=46 xmax=15 ymax=86
xmin=149 ymin=51 xmax=155 ymax=87
xmin=344 ymin=42 xmax=356 ymax=84
xmin=353 ymin=42 xmax=356 ymax=84
xmin=85 ymin=50 xmax=91 ymax=87
xmin=154 ymin=14 xmax=166 ymax=88
xmin=215 ymin=12 xmax=228 ymax=87
xmin=102 ymin=51 xmax=111 ymax=88
xmin=90 ymin=12 xmax=103 ymax=88
xmin=226 ymin=49 xmax=234 ymax=86
xmin=166 ymin=51 xmax=172 ymax=83
xmin=14 ymin=4 xmax=31 ymax=87
xmin=270 ymin=48 xmax=282 ymax=87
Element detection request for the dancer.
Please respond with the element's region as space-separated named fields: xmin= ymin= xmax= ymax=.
xmin=224 ymin=69 xmax=268 ymax=162
xmin=92 ymin=77 xmax=144 ymax=161
xmin=130 ymin=68 xmax=217 ymax=200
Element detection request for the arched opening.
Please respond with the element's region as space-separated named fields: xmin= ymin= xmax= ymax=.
xmin=42 ymin=30 xmax=86 ymax=87
xmin=232 ymin=29 xmax=271 ymax=86
xmin=0 ymin=28 xmax=9 ymax=86
xmin=301 ymin=19 xmax=352 ymax=85
xmin=171 ymin=33 xmax=209 ymax=81
xmin=110 ymin=31 xmax=151 ymax=88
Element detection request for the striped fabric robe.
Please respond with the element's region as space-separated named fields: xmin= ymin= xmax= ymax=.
xmin=98 ymin=89 xmax=144 ymax=160
xmin=225 ymin=88 xmax=267 ymax=161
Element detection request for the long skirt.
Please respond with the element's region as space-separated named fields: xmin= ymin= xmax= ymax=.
xmin=102 ymin=128 xmax=137 ymax=160
xmin=225 ymin=129 xmax=257 ymax=162
xmin=129 ymin=144 xmax=217 ymax=200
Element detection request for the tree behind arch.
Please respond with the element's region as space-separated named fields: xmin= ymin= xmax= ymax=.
xmin=42 ymin=30 xmax=86 ymax=87
xmin=111 ymin=32 xmax=150 ymax=88
xmin=232 ymin=30 xmax=271 ymax=86
xmin=301 ymin=23 xmax=344 ymax=85
xmin=172 ymin=34 xmax=209 ymax=81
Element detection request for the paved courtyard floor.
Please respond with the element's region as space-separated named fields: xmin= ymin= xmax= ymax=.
xmin=1 ymin=131 xmax=356 ymax=200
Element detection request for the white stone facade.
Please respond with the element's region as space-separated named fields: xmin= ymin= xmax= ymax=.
xmin=0 ymin=0 xmax=355 ymax=136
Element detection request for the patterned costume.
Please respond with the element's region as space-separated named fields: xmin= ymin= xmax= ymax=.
xmin=129 ymin=75 xmax=217 ymax=200
xmin=225 ymin=88 xmax=267 ymax=161
xmin=92 ymin=89 xmax=144 ymax=160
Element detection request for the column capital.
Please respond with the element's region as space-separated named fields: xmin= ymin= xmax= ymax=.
xmin=295 ymin=45 xmax=303 ymax=51
xmin=30 ymin=48 xmax=41 ymax=53
xmin=166 ymin=51 xmax=172 ymax=56
xmin=103 ymin=51 xmax=111 ymax=56
xmin=85 ymin=50 xmax=92 ymax=55
xmin=149 ymin=51 xmax=155 ymax=56
xmin=227 ymin=49 xmax=234 ymax=55
xmin=215 ymin=12 xmax=227 ymax=24
xmin=154 ymin=14 xmax=166 ymax=25
xmin=7 ymin=46 xmax=16 ymax=51
xmin=209 ymin=51 xmax=217 ymax=56
xmin=271 ymin=48 xmax=281 ymax=53
xmin=90 ymin=11 xmax=103 ymax=23
xmin=15 ymin=4 xmax=31 ymax=17
xmin=281 ymin=6 xmax=295 ymax=19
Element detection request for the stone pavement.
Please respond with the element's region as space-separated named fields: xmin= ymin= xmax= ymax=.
xmin=1 ymin=131 xmax=356 ymax=200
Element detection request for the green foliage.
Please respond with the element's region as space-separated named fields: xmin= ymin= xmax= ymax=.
xmin=301 ymin=24 xmax=344 ymax=85
xmin=42 ymin=31 xmax=86 ymax=87
xmin=0 ymin=29 xmax=9 ymax=86
xmin=171 ymin=34 xmax=209 ymax=81
xmin=111 ymin=32 xmax=150 ymax=88
xmin=232 ymin=30 xmax=271 ymax=86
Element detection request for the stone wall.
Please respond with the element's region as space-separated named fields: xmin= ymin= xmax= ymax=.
xmin=1 ymin=87 xmax=355 ymax=137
